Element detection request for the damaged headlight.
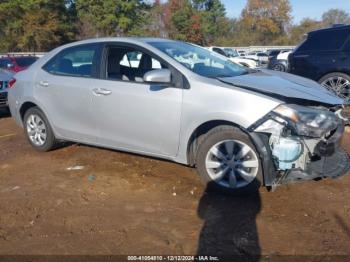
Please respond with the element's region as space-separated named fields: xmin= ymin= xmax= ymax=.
xmin=272 ymin=104 xmax=339 ymax=138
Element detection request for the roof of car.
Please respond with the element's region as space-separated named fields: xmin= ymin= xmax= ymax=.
xmin=70 ymin=37 xmax=175 ymax=45
xmin=53 ymin=37 xmax=179 ymax=51
xmin=309 ymin=24 xmax=350 ymax=35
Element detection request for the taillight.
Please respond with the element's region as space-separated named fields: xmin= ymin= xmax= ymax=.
xmin=8 ymin=78 xmax=16 ymax=88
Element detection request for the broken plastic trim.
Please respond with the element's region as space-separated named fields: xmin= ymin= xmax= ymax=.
xmin=273 ymin=147 xmax=350 ymax=186
xmin=249 ymin=111 xmax=349 ymax=189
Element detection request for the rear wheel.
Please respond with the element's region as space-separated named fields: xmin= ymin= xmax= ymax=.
xmin=272 ymin=63 xmax=286 ymax=72
xmin=319 ymin=72 xmax=350 ymax=100
xmin=23 ymin=107 xmax=57 ymax=151
xmin=195 ymin=125 xmax=263 ymax=195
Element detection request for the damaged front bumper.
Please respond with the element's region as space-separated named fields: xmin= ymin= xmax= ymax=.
xmin=249 ymin=109 xmax=350 ymax=188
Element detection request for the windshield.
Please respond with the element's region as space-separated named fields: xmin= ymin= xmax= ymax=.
xmin=224 ymin=48 xmax=239 ymax=57
xmin=149 ymin=41 xmax=248 ymax=78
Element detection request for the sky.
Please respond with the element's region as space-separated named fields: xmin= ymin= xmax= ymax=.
xmin=221 ymin=0 xmax=350 ymax=24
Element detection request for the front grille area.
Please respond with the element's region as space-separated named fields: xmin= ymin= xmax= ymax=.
xmin=0 ymin=92 xmax=8 ymax=106
xmin=0 ymin=81 xmax=8 ymax=90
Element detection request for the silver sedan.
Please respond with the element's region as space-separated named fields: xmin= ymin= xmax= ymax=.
xmin=8 ymin=38 xmax=350 ymax=194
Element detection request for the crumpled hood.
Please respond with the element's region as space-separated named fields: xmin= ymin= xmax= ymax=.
xmin=219 ymin=69 xmax=348 ymax=106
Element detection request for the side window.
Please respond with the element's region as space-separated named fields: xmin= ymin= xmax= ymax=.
xmin=298 ymin=29 xmax=350 ymax=52
xmin=43 ymin=44 xmax=99 ymax=77
xmin=120 ymin=51 xmax=142 ymax=68
xmin=120 ymin=51 xmax=162 ymax=70
xmin=106 ymin=46 xmax=166 ymax=82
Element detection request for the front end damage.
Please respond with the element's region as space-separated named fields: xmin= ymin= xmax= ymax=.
xmin=249 ymin=104 xmax=350 ymax=189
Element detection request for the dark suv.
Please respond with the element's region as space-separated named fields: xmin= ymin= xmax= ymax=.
xmin=288 ymin=25 xmax=350 ymax=100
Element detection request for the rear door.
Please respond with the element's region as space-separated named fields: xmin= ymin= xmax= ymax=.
xmin=35 ymin=43 xmax=102 ymax=143
xmin=88 ymin=43 xmax=183 ymax=157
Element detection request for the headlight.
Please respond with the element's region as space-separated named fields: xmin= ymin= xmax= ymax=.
xmin=272 ymin=104 xmax=339 ymax=138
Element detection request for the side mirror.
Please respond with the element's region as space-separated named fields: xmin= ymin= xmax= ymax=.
xmin=143 ymin=69 xmax=171 ymax=84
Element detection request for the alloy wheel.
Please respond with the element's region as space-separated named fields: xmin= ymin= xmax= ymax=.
xmin=205 ymin=139 xmax=259 ymax=189
xmin=321 ymin=76 xmax=350 ymax=100
xmin=26 ymin=114 xmax=47 ymax=146
xmin=273 ymin=64 xmax=285 ymax=72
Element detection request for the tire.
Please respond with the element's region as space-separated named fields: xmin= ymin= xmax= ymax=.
xmin=318 ymin=72 xmax=350 ymax=100
xmin=273 ymin=63 xmax=286 ymax=72
xmin=23 ymin=107 xmax=57 ymax=152
xmin=195 ymin=125 xmax=263 ymax=195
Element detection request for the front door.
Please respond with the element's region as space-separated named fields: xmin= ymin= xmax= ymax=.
xmin=90 ymin=45 xmax=183 ymax=157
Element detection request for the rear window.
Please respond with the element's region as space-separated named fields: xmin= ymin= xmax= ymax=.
xmin=15 ymin=57 xmax=38 ymax=67
xmin=213 ymin=48 xmax=227 ymax=56
xmin=297 ymin=29 xmax=350 ymax=52
xmin=268 ymin=50 xmax=280 ymax=56
xmin=43 ymin=44 xmax=99 ymax=77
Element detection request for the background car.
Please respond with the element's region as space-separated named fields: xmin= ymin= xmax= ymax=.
xmin=238 ymin=50 xmax=247 ymax=57
xmin=208 ymin=46 xmax=258 ymax=68
xmin=288 ymin=25 xmax=350 ymax=100
xmin=267 ymin=50 xmax=292 ymax=72
xmin=267 ymin=49 xmax=291 ymax=60
xmin=245 ymin=51 xmax=269 ymax=66
xmin=0 ymin=69 xmax=15 ymax=110
xmin=0 ymin=55 xmax=38 ymax=73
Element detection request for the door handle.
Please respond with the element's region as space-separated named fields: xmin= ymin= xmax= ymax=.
xmin=92 ymin=88 xmax=112 ymax=96
xmin=39 ymin=81 xmax=49 ymax=87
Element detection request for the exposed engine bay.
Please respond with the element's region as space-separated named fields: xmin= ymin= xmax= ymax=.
xmin=251 ymin=104 xmax=350 ymax=187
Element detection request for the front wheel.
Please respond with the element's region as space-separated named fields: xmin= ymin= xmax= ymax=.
xmin=23 ymin=107 xmax=57 ymax=151
xmin=195 ymin=125 xmax=263 ymax=195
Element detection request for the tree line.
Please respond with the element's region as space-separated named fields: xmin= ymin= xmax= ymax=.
xmin=0 ymin=0 xmax=349 ymax=52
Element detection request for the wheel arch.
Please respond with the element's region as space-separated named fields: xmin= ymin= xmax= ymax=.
xmin=185 ymin=120 xmax=274 ymax=187
xmin=318 ymin=71 xmax=350 ymax=82
xmin=186 ymin=120 xmax=248 ymax=167
xmin=19 ymin=101 xmax=39 ymax=122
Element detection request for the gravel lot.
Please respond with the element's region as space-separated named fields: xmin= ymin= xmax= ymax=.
xmin=0 ymin=108 xmax=350 ymax=256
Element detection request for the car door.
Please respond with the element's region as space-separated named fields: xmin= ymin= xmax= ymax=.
xmin=89 ymin=43 xmax=183 ymax=157
xmin=35 ymin=43 xmax=102 ymax=143
xmin=343 ymin=37 xmax=350 ymax=72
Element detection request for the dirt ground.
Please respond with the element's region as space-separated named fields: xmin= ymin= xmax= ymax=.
xmin=0 ymin=108 xmax=350 ymax=256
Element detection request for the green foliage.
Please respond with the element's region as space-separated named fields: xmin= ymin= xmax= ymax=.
xmin=1 ymin=0 xmax=349 ymax=52
xmin=322 ymin=9 xmax=350 ymax=27
xmin=239 ymin=0 xmax=292 ymax=45
xmin=76 ymin=0 xmax=147 ymax=38
xmin=193 ymin=0 xmax=227 ymax=45
xmin=0 ymin=0 xmax=76 ymax=52
xmin=289 ymin=18 xmax=323 ymax=44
